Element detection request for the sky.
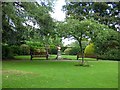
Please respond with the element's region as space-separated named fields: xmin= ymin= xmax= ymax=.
xmin=36 ymin=0 xmax=76 ymax=46
xmin=50 ymin=0 xmax=76 ymax=46
xmin=50 ymin=0 xmax=66 ymax=21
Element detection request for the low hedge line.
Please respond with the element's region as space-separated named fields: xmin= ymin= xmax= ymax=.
xmin=2 ymin=44 xmax=30 ymax=59
xmin=2 ymin=45 xmax=65 ymax=59
xmin=2 ymin=44 xmax=120 ymax=60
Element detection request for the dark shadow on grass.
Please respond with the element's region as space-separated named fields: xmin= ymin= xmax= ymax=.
xmin=74 ymin=64 xmax=90 ymax=67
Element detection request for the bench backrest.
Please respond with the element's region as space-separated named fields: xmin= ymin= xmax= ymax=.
xmin=33 ymin=51 xmax=47 ymax=55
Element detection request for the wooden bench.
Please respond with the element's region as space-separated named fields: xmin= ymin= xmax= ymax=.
xmin=30 ymin=49 xmax=49 ymax=60
xmin=77 ymin=53 xmax=97 ymax=60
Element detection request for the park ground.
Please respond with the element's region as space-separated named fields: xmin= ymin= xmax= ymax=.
xmin=2 ymin=55 xmax=118 ymax=88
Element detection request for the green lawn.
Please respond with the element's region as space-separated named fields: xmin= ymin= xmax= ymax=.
xmin=2 ymin=60 xmax=118 ymax=88
xmin=14 ymin=55 xmax=97 ymax=61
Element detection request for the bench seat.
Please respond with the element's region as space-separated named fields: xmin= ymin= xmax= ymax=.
xmin=30 ymin=51 xmax=49 ymax=60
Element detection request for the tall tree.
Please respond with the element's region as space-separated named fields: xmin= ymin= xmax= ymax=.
xmin=2 ymin=2 xmax=26 ymax=45
xmin=93 ymin=28 xmax=120 ymax=60
xmin=2 ymin=2 xmax=55 ymax=45
xmin=63 ymin=2 xmax=120 ymax=31
xmin=57 ymin=18 xmax=111 ymax=65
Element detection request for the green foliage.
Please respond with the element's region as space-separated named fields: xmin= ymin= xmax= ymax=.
xmin=57 ymin=18 xmax=110 ymax=42
xmin=2 ymin=2 xmax=28 ymax=45
xmin=69 ymin=47 xmax=79 ymax=55
xmin=57 ymin=18 xmax=110 ymax=62
xmin=64 ymin=47 xmax=79 ymax=55
xmin=64 ymin=48 xmax=72 ymax=55
xmin=2 ymin=44 xmax=30 ymax=59
xmin=51 ymin=36 xmax=63 ymax=46
xmin=2 ymin=45 xmax=14 ymax=59
xmin=20 ymin=44 xmax=30 ymax=55
xmin=94 ymin=29 xmax=120 ymax=60
xmin=64 ymin=41 xmax=88 ymax=55
xmin=2 ymin=2 xmax=55 ymax=45
xmin=10 ymin=45 xmax=22 ymax=55
xmin=26 ymin=41 xmax=44 ymax=48
xmin=84 ymin=43 xmax=95 ymax=56
xmin=49 ymin=46 xmax=57 ymax=54
xmin=40 ymin=48 xmax=46 ymax=52
xmin=49 ymin=45 xmax=66 ymax=55
xmin=63 ymin=2 xmax=120 ymax=30
xmin=102 ymin=49 xmax=120 ymax=60
xmin=34 ymin=48 xmax=46 ymax=52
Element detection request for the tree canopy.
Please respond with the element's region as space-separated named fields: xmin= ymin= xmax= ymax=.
xmin=2 ymin=1 xmax=120 ymax=61
xmin=2 ymin=2 xmax=55 ymax=45
xmin=63 ymin=2 xmax=120 ymax=31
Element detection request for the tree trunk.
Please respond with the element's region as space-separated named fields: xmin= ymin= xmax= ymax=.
xmin=78 ymin=40 xmax=84 ymax=65
xmin=73 ymin=34 xmax=84 ymax=65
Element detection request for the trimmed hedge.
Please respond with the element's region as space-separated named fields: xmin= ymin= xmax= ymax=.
xmin=84 ymin=43 xmax=95 ymax=56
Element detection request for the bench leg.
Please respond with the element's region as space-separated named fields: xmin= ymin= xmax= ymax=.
xmin=77 ymin=56 xmax=79 ymax=60
xmin=30 ymin=55 xmax=33 ymax=61
xmin=46 ymin=55 xmax=48 ymax=60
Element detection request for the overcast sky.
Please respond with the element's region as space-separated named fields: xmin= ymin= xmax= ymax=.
xmin=36 ymin=0 xmax=76 ymax=46
xmin=51 ymin=0 xmax=76 ymax=46
xmin=50 ymin=0 xmax=66 ymax=21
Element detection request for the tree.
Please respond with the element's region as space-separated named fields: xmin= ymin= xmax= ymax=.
xmin=2 ymin=2 xmax=55 ymax=45
xmin=57 ymin=18 xmax=112 ymax=65
xmin=63 ymin=2 xmax=120 ymax=31
xmin=2 ymin=2 xmax=26 ymax=45
xmin=2 ymin=2 xmax=56 ymax=59
xmin=64 ymin=40 xmax=88 ymax=55
xmin=93 ymin=29 xmax=120 ymax=60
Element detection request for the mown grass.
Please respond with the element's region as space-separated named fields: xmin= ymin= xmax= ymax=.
xmin=2 ymin=60 xmax=118 ymax=88
xmin=14 ymin=55 xmax=97 ymax=61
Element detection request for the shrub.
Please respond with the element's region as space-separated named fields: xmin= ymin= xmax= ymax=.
xmin=10 ymin=45 xmax=21 ymax=55
xmin=64 ymin=48 xmax=72 ymax=55
xmin=61 ymin=47 xmax=67 ymax=52
xmin=64 ymin=47 xmax=79 ymax=55
xmin=34 ymin=48 xmax=46 ymax=52
xmin=84 ymin=43 xmax=95 ymax=56
xmin=102 ymin=49 xmax=120 ymax=60
xmin=2 ymin=45 xmax=14 ymax=59
xmin=93 ymin=29 xmax=120 ymax=60
xmin=26 ymin=41 xmax=44 ymax=49
xmin=69 ymin=47 xmax=80 ymax=55
xmin=20 ymin=44 xmax=30 ymax=55
xmin=49 ymin=47 xmax=57 ymax=54
xmin=40 ymin=48 xmax=46 ymax=52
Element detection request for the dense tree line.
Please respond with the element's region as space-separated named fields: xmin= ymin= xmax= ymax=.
xmin=2 ymin=1 xmax=120 ymax=62
xmin=2 ymin=1 xmax=60 ymax=59
xmin=63 ymin=2 xmax=120 ymax=31
xmin=2 ymin=2 xmax=55 ymax=45
xmin=61 ymin=2 xmax=120 ymax=63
